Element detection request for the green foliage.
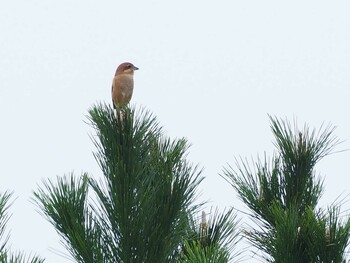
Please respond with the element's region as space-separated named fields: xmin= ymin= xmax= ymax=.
xmin=0 ymin=252 xmax=45 ymax=263
xmin=223 ymin=116 xmax=350 ymax=263
xmin=0 ymin=192 xmax=44 ymax=263
xmin=0 ymin=191 xmax=11 ymax=253
xmin=180 ymin=241 xmax=229 ymax=263
xmin=33 ymin=104 xmax=205 ymax=263
xmin=33 ymin=174 xmax=98 ymax=263
xmin=179 ymin=209 xmax=240 ymax=263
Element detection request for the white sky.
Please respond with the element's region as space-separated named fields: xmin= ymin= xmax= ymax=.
xmin=1 ymin=1 xmax=350 ymax=262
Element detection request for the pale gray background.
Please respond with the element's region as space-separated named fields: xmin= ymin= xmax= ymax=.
xmin=1 ymin=1 xmax=350 ymax=262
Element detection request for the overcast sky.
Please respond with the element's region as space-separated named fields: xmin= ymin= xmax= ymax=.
xmin=1 ymin=1 xmax=350 ymax=262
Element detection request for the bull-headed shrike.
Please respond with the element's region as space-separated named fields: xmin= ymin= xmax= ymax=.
xmin=111 ymin=62 xmax=139 ymax=109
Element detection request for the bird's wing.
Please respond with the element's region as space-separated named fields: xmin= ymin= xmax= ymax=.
xmin=112 ymin=75 xmax=133 ymax=107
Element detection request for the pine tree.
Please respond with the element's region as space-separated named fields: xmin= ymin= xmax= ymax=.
xmin=179 ymin=209 xmax=240 ymax=263
xmin=223 ymin=116 xmax=350 ymax=263
xmin=33 ymin=104 xmax=239 ymax=263
xmin=0 ymin=191 xmax=44 ymax=263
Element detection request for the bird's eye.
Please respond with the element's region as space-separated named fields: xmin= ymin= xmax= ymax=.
xmin=127 ymin=64 xmax=132 ymax=68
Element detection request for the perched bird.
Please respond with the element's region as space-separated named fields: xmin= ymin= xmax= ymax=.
xmin=111 ymin=62 xmax=139 ymax=108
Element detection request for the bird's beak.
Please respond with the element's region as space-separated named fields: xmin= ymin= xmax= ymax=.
xmin=133 ymin=66 xmax=139 ymax=70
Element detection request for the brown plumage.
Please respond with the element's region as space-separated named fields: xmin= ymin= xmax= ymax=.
xmin=111 ymin=62 xmax=139 ymax=108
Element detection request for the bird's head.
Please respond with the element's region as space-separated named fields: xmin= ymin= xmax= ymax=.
xmin=115 ymin=62 xmax=139 ymax=75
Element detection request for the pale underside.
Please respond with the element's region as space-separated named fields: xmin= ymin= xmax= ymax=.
xmin=112 ymin=74 xmax=134 ymax=107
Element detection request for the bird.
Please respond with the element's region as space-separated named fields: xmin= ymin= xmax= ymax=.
xmin=111 ymin=62 xmax=139 ymax=109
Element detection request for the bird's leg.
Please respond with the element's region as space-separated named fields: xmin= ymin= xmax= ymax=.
xmin=114 ymin=107 xmax=126 ymax=126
